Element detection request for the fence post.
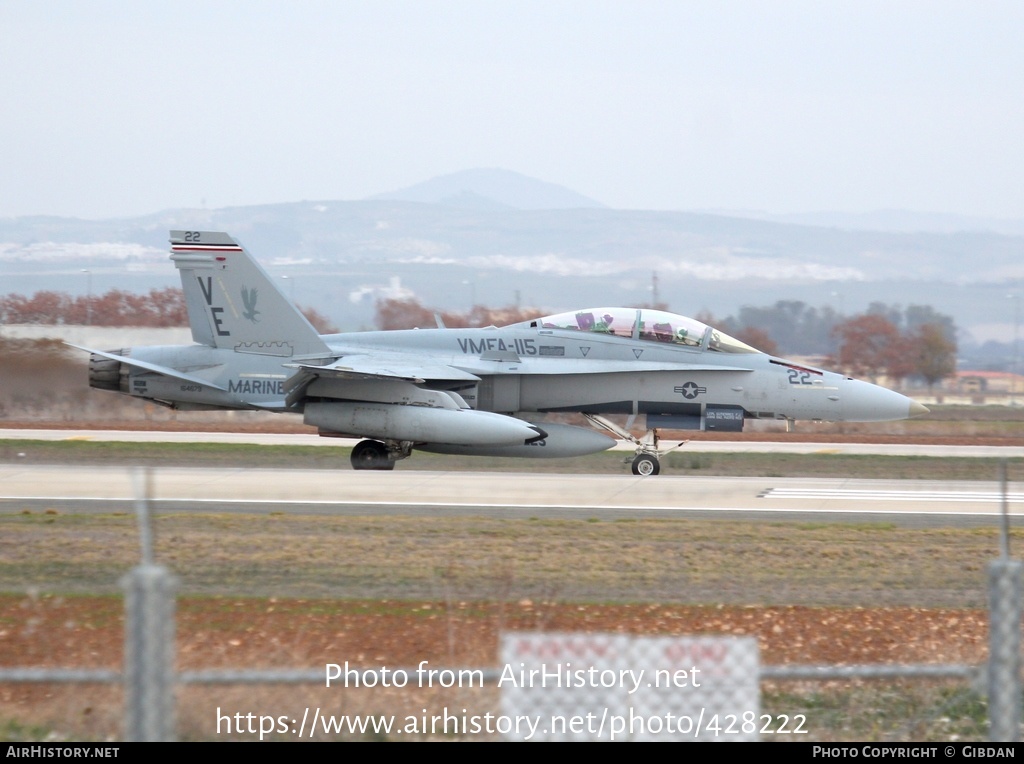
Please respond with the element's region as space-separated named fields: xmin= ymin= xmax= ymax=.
xmin=988 ymin=461 xmax=1021 ymax=743
xmin=122 ymin=467 xmax=177 ymax=741
xmin=122 ymin=563 xmax=177 ymax=741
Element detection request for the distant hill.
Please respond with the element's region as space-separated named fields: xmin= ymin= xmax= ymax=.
xmin=750 ymin=209 xmax=1024 ymax=237
xmin=368 ymin=168 xmax=607 ymax=211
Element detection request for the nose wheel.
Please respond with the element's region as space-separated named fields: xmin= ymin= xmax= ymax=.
xmin=631 ymin=452 xmax=660 ymax=476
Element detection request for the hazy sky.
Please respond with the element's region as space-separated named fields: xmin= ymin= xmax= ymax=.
xmin=2 ymin=1 xmax=1022 ymax=220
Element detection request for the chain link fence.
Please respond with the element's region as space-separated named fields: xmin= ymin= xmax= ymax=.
xmin=0 ymin=562 xmax=1018 ymax=741
xmin=1 ymin=469 xmax=1021 ymax=741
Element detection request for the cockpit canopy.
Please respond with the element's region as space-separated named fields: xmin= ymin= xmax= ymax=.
xmin=517 ymin=307 xmax=761 ymax=354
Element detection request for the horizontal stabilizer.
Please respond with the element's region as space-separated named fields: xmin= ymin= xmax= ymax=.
xmin=67 ymin=344 xmax=227 ymax=391
xmin=247 ymin=400 xmax=289 ymax=410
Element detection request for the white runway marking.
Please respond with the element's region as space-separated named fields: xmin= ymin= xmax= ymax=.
xmin=761 ymin=488 xmax=1024 ymax=504
xmin=0 ymin=494 xmax=1012 ymax=519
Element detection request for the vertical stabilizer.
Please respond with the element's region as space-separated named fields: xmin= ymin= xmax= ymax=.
xmin=169 ymin=231 xmax=331 ymax=357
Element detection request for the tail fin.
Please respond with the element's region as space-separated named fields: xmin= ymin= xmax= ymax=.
xmin=169 ymin=231 xmax=331 ymax=357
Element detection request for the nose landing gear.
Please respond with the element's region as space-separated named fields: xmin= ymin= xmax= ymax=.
xmin=631 ymin=452 xmax=660 ymax=477
xmin=583 ymin=414 xmax=685 ymax=476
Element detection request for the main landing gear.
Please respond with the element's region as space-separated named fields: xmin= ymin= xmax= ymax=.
xmin=583 ymin=414 xmax=685 ymax=476
xmin=350 ymin=440 xmax=393 ymax=470
xmin=350 ymin=439 xmax=414 ymax=471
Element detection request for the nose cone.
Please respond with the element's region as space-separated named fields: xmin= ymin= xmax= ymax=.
xmin=841 ymin=379 xmax=930 ymax=422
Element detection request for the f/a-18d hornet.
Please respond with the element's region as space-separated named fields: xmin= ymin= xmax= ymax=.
xmin=77 ymin=231 xmax=928 ymax=475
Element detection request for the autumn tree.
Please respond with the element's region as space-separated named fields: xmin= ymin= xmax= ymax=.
xmin=833 ymin=314 xmax=905 ymax=382
xmin=375 ymin=298 xmax=451 ymax=330
xmin=833 ymin=314 xmax=957 ymax=387
xmin=0 ymin=291 xmax=70 ymax=323
xmin=911 ymin=323 xmax=958 ymax=391
xmin=734 ymin=326 xmax=779 ymax=356
xmin=299 ymin=306 xmax=339 ymax=333
xmin=0 ymin=288 xmax=188 ymax=327
xmin=375 ymin=298 xmax=540 ymax=331
xmin=465 ymin=304 xmax=540 ymax=328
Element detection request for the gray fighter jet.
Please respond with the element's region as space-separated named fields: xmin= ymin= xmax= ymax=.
xmin=77 ymin=231 xmax=928 ymax=475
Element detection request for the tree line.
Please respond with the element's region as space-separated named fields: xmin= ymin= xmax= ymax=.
xmin=375 ymin=299 xmax=542 ymax=331
xmin=0 ymin=288 xmax=187 ymax=327
xmin=0 ymin=288 xmax=337 ymax=332
xmin=706 ymin=300 xmax=957 ymax=389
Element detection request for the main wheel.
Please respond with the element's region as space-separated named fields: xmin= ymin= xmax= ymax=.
xmin=350 ymin=440 xmax=394 ymax=471
xmin=631 ymin=453 xmax=660 ymax=476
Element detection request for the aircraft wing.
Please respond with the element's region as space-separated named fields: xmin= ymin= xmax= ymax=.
xmin=282 ymin=355 xmax=481 ymax=408
xmin=285 ymin=354 xmax=481 ymax=383
xmin=67 ymin=344 xmax=228 ymax=391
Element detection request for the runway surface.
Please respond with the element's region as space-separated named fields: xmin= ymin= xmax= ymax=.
xmin=2 ymin=463 xmax=1020 ymax=528
xmin=3 ymin=428 xmax=1024 ymax=457
xmin=2 ymin=428 xmax=1021 ymax=527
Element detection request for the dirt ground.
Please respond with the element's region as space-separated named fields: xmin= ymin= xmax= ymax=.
xmin=0 ymin=594 xmax=991 ymax=741
xmin=0 ymin=595 xmax=989 ymax=671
